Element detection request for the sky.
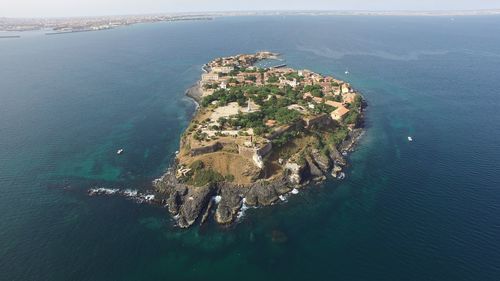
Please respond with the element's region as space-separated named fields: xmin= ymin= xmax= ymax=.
xmin=1 ymin=0 xmax=500 ymax=18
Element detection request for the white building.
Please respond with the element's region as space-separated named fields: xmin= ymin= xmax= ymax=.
xmin=211 ymin=66 xmax=234 ymax=74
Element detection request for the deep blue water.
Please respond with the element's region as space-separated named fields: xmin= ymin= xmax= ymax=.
xmin=1 ymin=16 xmax=500 ymax=281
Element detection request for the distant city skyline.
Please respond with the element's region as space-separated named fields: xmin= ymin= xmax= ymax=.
xmin=1 ymin=0 xmax=500 ymax=18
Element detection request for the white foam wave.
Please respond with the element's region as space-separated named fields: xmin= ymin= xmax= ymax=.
xmin=213 ymin=195 xmax=222 ymax=204
xmin=88 ymin=187 xmax=119 ymax=196
xmin=88 ymin=187 xmax=155 ymax=204
xmin=123 ymin=189 xmax=138 ymax=197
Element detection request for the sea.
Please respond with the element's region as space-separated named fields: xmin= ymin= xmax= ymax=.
xmin=1 ymin=15 xmax=499 ymax=281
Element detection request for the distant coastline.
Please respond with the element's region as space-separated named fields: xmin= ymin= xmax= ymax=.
xmin=2 ymin=9 xmax=500 ymax=32
xmin=0 ymin=15 xmax=213 ymax=33
xmin=0 ymin=35 xmax=20 ymax=39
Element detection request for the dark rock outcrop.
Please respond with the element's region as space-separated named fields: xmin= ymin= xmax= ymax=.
xmin=215 ymin=186 xmax=243 ymax=224
xmin=284 ymin=160 xmax=307 ymax=185
xmin=305 ymin=154 xmax=324 ymax=178
xmin=310 ymin=148 xmax=331 ymax=173
xmin=177 ymin=185 xmax=213 ymax=228
xmin=151 ymin=100 xmax=366 ymax=228
xmin=167 ymin=191 xmax=181 ymax=214
xmin=245 ymin=183 xmax=278 ymax=206
xmin=329 ymin=146 xmax=346 ymax=166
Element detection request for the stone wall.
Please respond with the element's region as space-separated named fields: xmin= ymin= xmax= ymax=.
xmin=238 ymin=142 xmax=273 ymax=168
xmin=304 ymin=113 xmax=333 ymax=129
xmin=268 ymin=120 xmax=305 ymax=140
xmin=256 ymin=142 xmax=272 ymax=157
xmin=190 ymin=142 xmax=222 ymax=156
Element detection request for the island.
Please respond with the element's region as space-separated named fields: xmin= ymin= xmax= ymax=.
xmin=154 ymin=52 xmax=366 ymax=228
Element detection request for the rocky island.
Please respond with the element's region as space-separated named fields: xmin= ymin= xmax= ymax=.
xmin=154 ymin=52 xmax=366 ymax=228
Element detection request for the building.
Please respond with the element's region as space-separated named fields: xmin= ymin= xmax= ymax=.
xmin=342 ymin=92 xmax=357 ymax=105
xmin=202 ymin=73 xmax=219 ymax=82
xmin=303 ymin=92 xmax=323 ymax=103
xmin=313 ymin=97 xmax=323 ymax=103
xmin=324 ymin=100 xmax=344 ymax=108
xmin=280 ymin=78 xmax=298 ymax=88
xmin=211 ymin=66 xmax=234 ymax=74
xmin=330 ymin=106 xmax=350 ymax=121
xmin=303 ymin=92 xmax=313 ymax=99
xmin=341 ymin=83 xmax=351 ymax=94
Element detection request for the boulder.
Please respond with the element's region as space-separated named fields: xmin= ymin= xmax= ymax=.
xmin=332 ymin=165 xmax=342 ymax=178
xmin=329 ymin=146 xmax=346 ymax=166
xmin=310 ymin=148 xmax=331 ymax=173
xmin=274 ymin=182 xmax=292 ymax=195
xmin=178 ymin=185 xmax=213 ymax=228
xmin=167 ymin=191 xmax=181 ymax=215
xmin=284 ymin=161 xmax=307 ymax=185
xmin=214 ymin=187 xmax=242 ymax=224
xmin=215 ymin=205 xmax=234 ymax=224
xmin=245 ymin=183 xmax=279 ymax=206
xmin=244 ymin=190 xmax=258 ymax=207
xmin=306 ymin=154 xmax=324 ymax=178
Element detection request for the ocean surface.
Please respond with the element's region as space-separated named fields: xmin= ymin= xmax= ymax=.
xmin=1 ymin=16 xmax=500 ymax=281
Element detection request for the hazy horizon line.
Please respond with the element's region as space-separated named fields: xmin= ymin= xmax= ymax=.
xmin=2 ymin=8 xmax=500 ymax=19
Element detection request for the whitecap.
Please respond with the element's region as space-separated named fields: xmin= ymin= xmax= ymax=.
xmin=213 ymin=195 xmax=222 ymax=204
xmin=88 ymin=187 xmax=119 ymax=196
xmin=236 ymin=197 xmax=254 ymax=221
xmin=237 ymin=203 xmax=249 ymax=221
xmin=123 ymin=189 xmax=138 ymax=197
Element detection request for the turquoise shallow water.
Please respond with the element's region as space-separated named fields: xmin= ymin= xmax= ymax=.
xmin=1 ymin=16 xmax=500 ymax=281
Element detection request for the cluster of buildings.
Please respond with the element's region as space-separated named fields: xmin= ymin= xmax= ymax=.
xmin=183 ymin=53 xmax=361 ymax=170
xmin=200 ymin=53 xmax=358 ymax=122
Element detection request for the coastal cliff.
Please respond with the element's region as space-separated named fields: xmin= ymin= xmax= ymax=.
xmin=154 ymin=52 xmax=366 ymax=227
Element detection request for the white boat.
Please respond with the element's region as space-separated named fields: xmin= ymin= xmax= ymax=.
xmin=117 ymin=148 xmax=124 ymax=155
xmin=408 ymin=136 xmax=413 ymax=142
xmin=345 ymin=69 xmax=350 ymax=75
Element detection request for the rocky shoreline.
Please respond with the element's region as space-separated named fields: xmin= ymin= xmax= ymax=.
xmin=153 ymin=52 xmax=367 ymax=228
xmin=153 ymin=91 xmax=366 ymax=228
xmin=185 ymin=81 xmax=203 ymax=104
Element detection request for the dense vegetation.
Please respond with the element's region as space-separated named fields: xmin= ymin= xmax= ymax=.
xmin=326 ymin=126 xmax=350 ymax=146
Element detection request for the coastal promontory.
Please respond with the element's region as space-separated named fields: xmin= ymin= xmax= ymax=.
xmin=154 ymin=52 xmax=365 ymax=227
